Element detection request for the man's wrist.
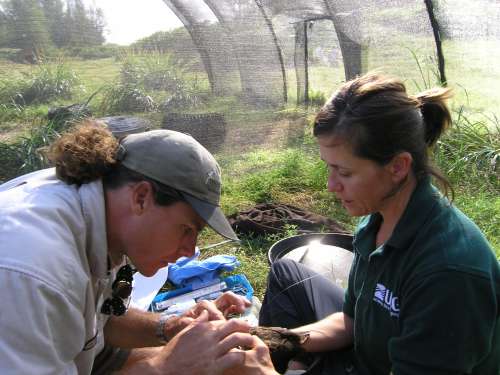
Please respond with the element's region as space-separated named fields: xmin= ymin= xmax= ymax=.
xmin=156 ymin=313 xmax=178 ymax=344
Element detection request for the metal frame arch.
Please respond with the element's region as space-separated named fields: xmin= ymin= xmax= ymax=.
xmin=323 ymin=0 xmax=363 ymax=80
xmin=200 ymin=1 xmax=246 ymax=96
xmin=202 ymin=0 xmax=286 ymax=105
xmin=424 ymin=0 xmax=447 ymax=86
xmin=204 ymin=0 xmax=287 ymax=103
xmin=161 ymin=0 xmax=233 ymax=95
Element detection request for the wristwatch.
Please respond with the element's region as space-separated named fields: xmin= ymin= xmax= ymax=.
xmin=156 ymin=313 xmax=178 ymax=344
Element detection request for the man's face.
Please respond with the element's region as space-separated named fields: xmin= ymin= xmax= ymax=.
xmin=116 ymin=182 xmax=206 ymax=277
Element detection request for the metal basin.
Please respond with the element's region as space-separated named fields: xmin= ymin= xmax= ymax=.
xmin=268 ymin=233 xmax=354 ymax=288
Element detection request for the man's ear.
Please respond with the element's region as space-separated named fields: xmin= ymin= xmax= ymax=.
xmin=388 ymin=152 xmax=413 ymax=183
xmin=130 ymin=181 xmax=154 ymax=215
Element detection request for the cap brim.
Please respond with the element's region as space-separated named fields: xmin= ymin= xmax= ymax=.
xmin=182 ymin=193 xmax=239 ymax=241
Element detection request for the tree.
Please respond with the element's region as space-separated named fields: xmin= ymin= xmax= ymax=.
xmin=39 ymin=0 xmax=65 ymax=47
xmin=0 ymin=0 xmax=106 ymax=54
xmin=64 ymin=0 xmax=105 ymax=47
xmin=86 ymin=6 xmax=105 ymax=45
xmin=0 ymin=7 xmax=8 ymax=47
xmin=2 ymin=0 xmax=52 ymax=61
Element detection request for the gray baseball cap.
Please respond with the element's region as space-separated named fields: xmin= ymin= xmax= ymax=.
xmin=118 ymin=129 xmax=238 ymax=241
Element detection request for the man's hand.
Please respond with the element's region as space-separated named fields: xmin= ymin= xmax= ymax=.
xmin=183 ymin=292 xmax=251 ymax=321
xmin=215 ymin=291 xmax=252 ymax=317
xmin=223 ymin=335 xmax=279 ymax=375
xmin=183 ymin=299 xmax=225 ymax=321
xmin=146 ymin=310 xmax=256 ymax=375
xmin=161 ymin=315 xmax=195 ymax=342
xmin=162 ymin=292 xmax=251 ymax=342
xmin=248 ymin=326 xmax=309 ymax=374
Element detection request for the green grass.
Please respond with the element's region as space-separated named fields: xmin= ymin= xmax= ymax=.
xmin=454 ymin=190 xmax=500 ymax=253
xmin=0 ymin=49 xmax=498 ymax=298
xmin=67 ymin=57 xmax=120 ymax=95
xmin=444 ymin=40 xmax=500 ymax=115
xmin=196 ymin=135 xmax=498 ymax=298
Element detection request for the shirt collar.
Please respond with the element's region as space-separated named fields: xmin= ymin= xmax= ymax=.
xmin=79 ymin=179 xmax=109 ymax=279
xmin=353 ymin=214 xmax=382 ymax=259
xmin=387 ymin=176 xmax=442 ymax=250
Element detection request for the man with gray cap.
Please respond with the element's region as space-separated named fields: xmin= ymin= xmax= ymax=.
xmin=0 ymin=120 xmax=277 ymax=375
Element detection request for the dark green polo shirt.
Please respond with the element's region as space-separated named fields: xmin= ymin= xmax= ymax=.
xmin=343 ymin=177 xmax=500 ymax=375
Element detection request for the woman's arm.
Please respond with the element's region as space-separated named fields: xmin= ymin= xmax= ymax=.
xmin=291 ymin=312 xmax=354 ymax=352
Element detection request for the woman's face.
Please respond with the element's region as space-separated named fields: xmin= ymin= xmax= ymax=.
xmin=318 ymin=135 xmax=396 ymax=217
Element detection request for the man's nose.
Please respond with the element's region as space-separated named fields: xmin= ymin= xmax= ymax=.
xmin=178 ymin=234 xmax=197 ymax=258
xmin=327 ymin=174 xmax=342 ymax=193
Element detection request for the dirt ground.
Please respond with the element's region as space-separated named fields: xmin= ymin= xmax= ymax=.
xmin=0 ymin=123 xmax=25 ymax=143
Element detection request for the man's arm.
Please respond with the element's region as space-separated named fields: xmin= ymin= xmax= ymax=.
xmin=117 ymin=311 xmax=278 ymax=375
xmin=104 ymin=292 xmax=252 ymax=348
xmin=291 ymin=312 xmax=354 ymax=352
xmin=104 ymin=308 xmax=184 ymax=348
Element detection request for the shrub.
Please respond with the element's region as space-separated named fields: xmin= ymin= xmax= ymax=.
xmin=308 ymin=90 xmax=326 ymax=107
xmin=436 ymin=108 xmax=500 ymax=190
xmin=0 ymin=59 xmax=80 ymax=107
xmin=0 ymin=119 xmax=62 ymax=182
xmin=99 ymin=51 xmax=203 ymax=114
xmin=99 ymin=84 xmax=156 ymax=114
xmin=66 ymin=45 xmax=124 ymax=60
xmin=120 ymin=52 xmax=187 ymax=92
xmin=0 ymin=48 xmax=22 ymax=62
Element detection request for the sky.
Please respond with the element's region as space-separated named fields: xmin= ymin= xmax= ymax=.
xmin=93 ymin=0 xmax=183 ymax=45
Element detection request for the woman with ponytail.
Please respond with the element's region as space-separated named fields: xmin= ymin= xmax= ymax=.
xmin=259 ymin=73 xmax=499 ymax=374
xmin=0 ymin=120 xmax=276 ymax=375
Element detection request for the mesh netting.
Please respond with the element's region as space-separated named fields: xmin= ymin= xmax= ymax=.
xmin=0 ymin=0 xmax=499 ymax=176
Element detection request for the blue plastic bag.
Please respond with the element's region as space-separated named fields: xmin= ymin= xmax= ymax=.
xmin=151 ymin=273 xmax=253 ymax=313
xmin=167 ymin=253 xmax=240 ymax=288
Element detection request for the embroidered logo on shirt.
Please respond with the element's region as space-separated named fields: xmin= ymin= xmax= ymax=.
xmin=373 ymin=283 xmax=400 ymax=317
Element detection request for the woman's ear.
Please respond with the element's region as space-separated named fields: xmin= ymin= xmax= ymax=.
xmin=388 ymin=152 xmax=413 ymax=183
xmin=130 ymin=181 xmax=154 ymax=215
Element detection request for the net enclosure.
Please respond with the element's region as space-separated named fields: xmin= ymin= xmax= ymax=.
xmin=0 ymin=1 xmax=498 ymax=253
xmin=157 ymin=0 xmax=500 ymax=108
xmin=0 ymin=0 xmax=499 ymax=152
